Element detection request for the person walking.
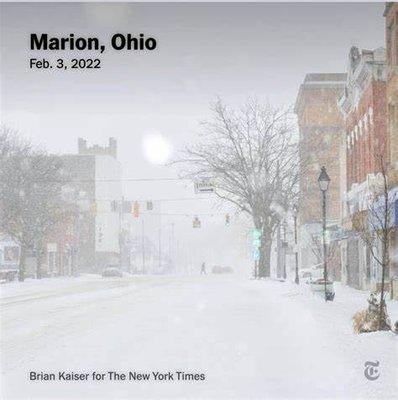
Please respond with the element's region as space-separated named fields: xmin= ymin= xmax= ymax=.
xmin=200 ymin=262 xmax=206 ymax=275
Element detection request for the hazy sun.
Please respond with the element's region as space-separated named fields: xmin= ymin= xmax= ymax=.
xmin=143 ymin=133 xmax=173 ymax=165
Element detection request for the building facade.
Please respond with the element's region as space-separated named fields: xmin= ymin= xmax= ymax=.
xmin=385 ymin=3 xmax=398 ymax=297
xmin=56 ymin=138 xmax=123 ymax=273
xmin=338 ymin=46 xmax=388 ymax=290
xmin=0 ymin=234 xmax=20 ymax=279
xmin=295 ymin=73 xmax=346 ymax=279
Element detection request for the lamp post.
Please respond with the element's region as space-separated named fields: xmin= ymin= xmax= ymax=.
xmin=292 ymin=204 xmax=299 ymax=284
xmin=318 ymin=166 xmax=331 ymax=301
xmin=282 ymin=220 xmax=287 ymax=280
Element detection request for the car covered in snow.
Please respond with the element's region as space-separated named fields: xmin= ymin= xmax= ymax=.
xmin=300 ymin=264 xmax=324 ymax=283
xmin=102 ymin=266 xmax=123 ymax=278
xmin=310 ymin=278 xmax=334 ymax=292
xmin=0 ymin=268 xmax=18 ymax=283
xmin=211 ymin=265 xmax=234 ymax=274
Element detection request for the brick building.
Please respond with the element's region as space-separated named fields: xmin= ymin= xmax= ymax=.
xmin=338 ymin=46 xmax=388 ymax=290
xmin=58 ymin=138 xmax=122 ymax=273
xmin=386 ymin=3 xmax=398 ymax=178
xmin=385 ymin=3 xmax=398 ymax=297
xmin=339 ymin=47 xmax=388 ymax=190
xmin=295 ymin=73 xmax=346 ymax=277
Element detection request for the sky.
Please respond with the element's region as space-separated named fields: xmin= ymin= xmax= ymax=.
xmin=0 ymin=2 xmax=386 ymax=268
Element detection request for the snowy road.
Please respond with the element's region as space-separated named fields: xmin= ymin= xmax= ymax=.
xmin=1 ymin=275 xmax=397 ymax=399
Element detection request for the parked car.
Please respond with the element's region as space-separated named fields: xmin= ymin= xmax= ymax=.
xmin=211 ymin=265 xmax=234 ymax=274
xmin=0 ymin=269 xmax=18 ymax=283
xmin=300 ymin=265 xmax=323 ymax=283
xmin=299 ymin=269 xmax=312 ymax=283
xmin=310 ymin=278 xmax=335 ymax=300
xmin=102 ymin=266 xmax=123 ymax=278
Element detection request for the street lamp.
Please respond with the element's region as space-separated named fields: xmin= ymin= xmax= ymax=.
xmin=292 ymin=204 xmax=299 ymax=284
xmin=318 ymin=166 xmax=331 ymax=301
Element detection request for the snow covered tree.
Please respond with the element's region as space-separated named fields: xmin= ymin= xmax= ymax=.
xmin=176 ymin=99 xmax=299 ymax=277
xmin=352 ymin=155 xmax=393 ymax=331
xmin=0 ymin=127 xmax=68 ymax=280
xmin=0 ymin=127 xmax=32 ymax=280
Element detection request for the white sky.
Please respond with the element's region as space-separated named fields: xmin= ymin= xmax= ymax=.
xmin=0 ymin=2 xmax=386 ymax=268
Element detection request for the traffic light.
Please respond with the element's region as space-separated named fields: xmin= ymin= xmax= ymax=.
xmin=225 ymin=213 xmax=230 ymax=226
xmin=132 ymin=201 xmax=140 ymax=218
xmin=146 ymin=200 xmax=153 ymax=211
xmin=252 ymin=228 xmax=261 ymax=240
xmin=193 ymin=216 xmax=201 ymax=228
xmin=90 ymin=201 xmax=97 ymax=216
xmin=252 ymin=228 xmax=261 ymax=248
xmin=97 ymin=226 xmax=103 ymax=244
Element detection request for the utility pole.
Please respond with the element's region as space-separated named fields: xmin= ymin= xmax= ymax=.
xmin=142 ymin=219 xmax=146 ymax=274
xmin=119 ymin=196 xmax=124 ymax=269
xmin=322 ymin=190 xmax=327 ymax=300
xmin=171 ymin=223 xmax=175 ymax=270
xmin=293 ymin=205 xmax=299 ymax=284
xmin=158 ymin=227 xmax=161 ymax=271
xmin=176 ymin=239 xmax=180 ymax=273
xmin=318 ymin=166 xmax=331 ymax=301
xmin=283 ymin=220 xmax=287 ymax=280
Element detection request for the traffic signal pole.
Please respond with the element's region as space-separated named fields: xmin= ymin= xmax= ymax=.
xmin=142 ymin=219 xmax=146 ymax=274
xmin=158 ymin=226 xmax=161 ymax=271
xmin=119 ymin=196 xmax=124 ymax=269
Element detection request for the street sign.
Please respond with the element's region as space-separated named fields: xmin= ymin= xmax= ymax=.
xmin=252 ymin=229 xmax=262 ymax=248
xmin=194 ymin=178 xmax=214 ymax=193
xmin=193 ymin=216 xmax=201 ymax=228
xmin=252 ymin=247 xmax=260 ymax=261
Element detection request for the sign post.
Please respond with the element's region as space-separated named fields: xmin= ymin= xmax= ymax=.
xmin=251 ymin=228 xmax=262 ymax=278
xmin=194 ymin=178 xmax=215 ymax=194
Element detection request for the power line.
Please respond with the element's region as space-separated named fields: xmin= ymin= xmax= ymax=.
xmin=85 ymin=177 xmax=187 ymax=182
xmin=141 ymin=212 xmax=217 ymax=217
xmin=88 ymin=197 xmax=210 ymax=202
xmin=87 ymin=211 xmax=220 ymax=217
xmin=10 ymin=177 xmax=190 ymax=183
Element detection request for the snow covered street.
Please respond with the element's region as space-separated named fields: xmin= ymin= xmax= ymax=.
xmin=1 ymin=274 xmax=397 ymax=399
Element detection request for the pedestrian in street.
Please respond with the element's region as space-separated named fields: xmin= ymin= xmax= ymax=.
xmin=200 ymin=262 xmax=206 ymax=275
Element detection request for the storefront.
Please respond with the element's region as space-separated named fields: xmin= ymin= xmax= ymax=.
xmin=0 ymin=235 xmax=20 ymax=280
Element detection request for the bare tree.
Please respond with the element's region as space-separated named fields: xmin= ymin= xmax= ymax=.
xmin=352 ymin=155 xmax=393 ymax=330
xmin=0 ymin=127 xmax=68 ymax=280
xmin=0 ymin=127 xmax=33 ymax=280
xmin=175 ymin=99 xmax=299 ymax=277
xmin=308 ymin=231 xmax=339 ymax=280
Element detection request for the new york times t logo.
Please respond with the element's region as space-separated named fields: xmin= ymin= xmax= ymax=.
xmin=364 ymin=361 xmax=380 ymax=381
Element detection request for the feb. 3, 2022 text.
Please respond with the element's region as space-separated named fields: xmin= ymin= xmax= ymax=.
xmin=29 ymin=58 xmax=101 ymax=70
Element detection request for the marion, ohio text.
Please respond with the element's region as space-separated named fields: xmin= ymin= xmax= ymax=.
xmin=30 ymin=33 xmax=157 ymax=53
